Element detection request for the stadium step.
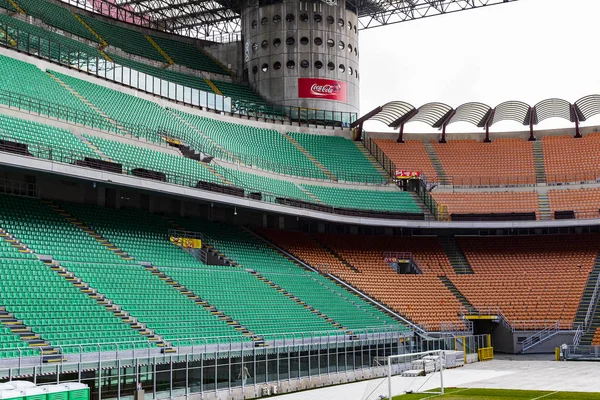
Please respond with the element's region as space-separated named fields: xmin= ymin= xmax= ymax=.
xmin=166 ymin=108 xmax=242 ymax=163
xmin=71 ymin=13 xmax=109 ymax=49
xmin=307 ymin=233 xmax=360 ymax=273
xmin=248 ymin=228 xmax=407 ymax=326
xmin=46 ymin=258 xmax=173 ymax=351
xmin=143 ymin=264 xmax=266 ymax=347
xmin=248 ymin=270 xmax=355 ymax=337
xmin=280 ymin=131 xmax=338 ymax=181
xmin=44 ymin=201 xmax=135 ymax=261
xmin=202 ymin=163 xmax=233 ymax=185
xmin=145 ymin=35 xmax=174 ymax=66
xmin=574 ymin=252 xmax=600 ymax=346
xmin=73 ymin=132 xmax=117 ymax=164
xmin=537 ymin=193 xmax=552 ymax=220
xmin=532 ymin=141 xmax=547 ymax=184
xmin=249 ymin=228 xmax=411 ymax=327
xmin=438 ymin=276 xmax=477 ymax=313
xmin=46 ymin=72 xmax=128 ymax=134
xmin=295 ymin=184 xmax=323 ymax=203
xmin=438 ymin=236 xmax=473 ymax=274
xmin=409 ymin=192 xmax=434 ymax=220
xmin=0 ymin=229 xmax=65 ymax=361
xmin=0 ymin=302 xmax=63 ymax=361
xmin=354 ymin=141 xmax=391 ymax=180
xmin=423 ymin=143 xmax=451 ymax=185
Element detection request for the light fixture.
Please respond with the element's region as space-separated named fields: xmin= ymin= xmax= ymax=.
xmin=234 ymin=207 xmax=237 ymax=216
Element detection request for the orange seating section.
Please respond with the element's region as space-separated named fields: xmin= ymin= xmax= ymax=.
xmin=592 ymin=328 xmax=600 ymax=346
xmin=542 ymin=134 xmax=600 ymax=184
xmin=548 ymin=188 xmax=600 ymax=220
xmin=260 ymin=229 xmax=464 ymax=330
xmin=372 ymin=139 xmax=438 ymax=182
xmin=451 ymin=235 xmax=598 ymax=328
xmin=261 ymin=230 xmax=600 ymax=331
xmin=431 ymin=192 xmax=540 ymax=219
xmin=432 ymin=139 xmax=536 ymax=186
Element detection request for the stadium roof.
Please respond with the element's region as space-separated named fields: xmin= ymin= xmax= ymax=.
xmin=353 ymin=95 xmax=600 ymax=141
xmin=63 ymin=0 xmax=517 ymax=41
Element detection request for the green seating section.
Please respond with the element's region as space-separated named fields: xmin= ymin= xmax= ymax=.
xmin=218 ymin=167 xmax=312 ymax=202
xmin=85 ymin=134 xmax=223 ymax=186
xmin=174 ymin=218 xmax=404 ymax=332
xmin=163 ymin=267 xmax=337 ymax=337
xmin=0 ymin=325 xmax=37 ymax=358
xmin=171 ymin=109 xmax=327 ymax=179
xmin=0 ymin=12 xmax=102 ymax=64
xmin=51 ymin=70 xmax=198 ymax=143
xmin=14 ymin=0 xmax=99 ymax=43
xmin=303 ymin=185 xmax=422 ymax=213
xmin=107 ymin=53 xmax=214 ymax=94
xmin=79 ymin=15 xmax=163 ymax=62
xmin=58 ymin=203 xmax=245 ymax=344
xmin=0 ymin=0 xmax=16 ymax=12
xmin=213 ymin=80 xmax=282 ymax=117
xmin=0 ymin=195 xmax=149 ymax=354
xmin=148 ymin=35 xmax=227 ymax=75
xmin=288 ymin=132 xmax=386 ymax=184
xmin=0 ymin=113 xmax=96 ymax=160
xmin=0 ymin=55 xmax=112 ymax=129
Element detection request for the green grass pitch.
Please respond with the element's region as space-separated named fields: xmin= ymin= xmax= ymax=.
xmin=394 ymin=388 xmax=600 ymax=399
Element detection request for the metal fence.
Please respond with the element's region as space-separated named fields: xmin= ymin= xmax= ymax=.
xmin=0 ymin=332 xmax=490 ymax=400
xmin=0 ymin=20 xmax=357 ymax=127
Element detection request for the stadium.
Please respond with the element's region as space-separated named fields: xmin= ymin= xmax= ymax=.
xmin=0 ymin=0 xmax=600 ymax=398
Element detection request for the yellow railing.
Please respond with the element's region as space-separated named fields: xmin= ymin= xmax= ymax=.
xmin=477 ymin=347 xmax=494 ymax=361
xmin=7 ymin=0 xmax=25 ymax=15
xmin=72 ymin=13 xmax=108 ymax=49
xmin=204 ymin=78 xmax=223 ymax=96
xmin=145 ymin=35 xmax=174 ymax=65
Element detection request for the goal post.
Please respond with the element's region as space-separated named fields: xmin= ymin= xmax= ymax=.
xmin=385 ymin=350 xmax=446 ymax=399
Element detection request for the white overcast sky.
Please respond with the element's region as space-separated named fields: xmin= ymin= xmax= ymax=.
xmin=358 ymin=0 xmax=600 ymax=133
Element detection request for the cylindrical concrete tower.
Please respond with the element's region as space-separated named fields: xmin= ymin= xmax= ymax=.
xmin=242 ymin=0 xmax=359 ymax=115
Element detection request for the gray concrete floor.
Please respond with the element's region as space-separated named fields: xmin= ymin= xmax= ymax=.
xmin=274 ymin=356 xmax=600 ymax=400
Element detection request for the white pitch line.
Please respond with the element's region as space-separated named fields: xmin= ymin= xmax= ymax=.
xmin=420 ymin=387 xmax=472 ymax=399
xmin=530 ymin=391 xmax=560 ymax=400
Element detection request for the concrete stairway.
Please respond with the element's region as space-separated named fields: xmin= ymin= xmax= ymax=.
xmin=280 ymin=131 xmax=338 ymax=181
xmin=574 ymin=253 xmax=600 ymax=345
xmin=354 ymin=141 xmax=391 ymax=181
xmin=423 ymin=143 xmax=450 ymax=185
xmin=532 ymin=141 xmax=547 ymax=184
xmin=537 ymin=193 xmax=552 ymax=220
xmin=438 ymin=276 xmax=477 ymax=312
xmin=439 ymin=236 xmax=474 ymax=274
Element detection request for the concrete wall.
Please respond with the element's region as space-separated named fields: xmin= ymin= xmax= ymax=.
xmin=176 ymin=367 xmax=387 ymax=400
xmin=242 ymin=0 xmax=359 ymax=114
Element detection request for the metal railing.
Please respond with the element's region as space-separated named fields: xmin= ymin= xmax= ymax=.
xmin=0 ymin=326 xmax=408 ymax=367
xmin=584 ymin=274 xmax=600 ymax=330
xmin=520 ymin=321 xmax=561 ymax=353
xmin=363 ymin=134 xmax=600 ymax=189
xmin=573 ymin=324 xmax=584 ymax=347
xmin=0 ymin=19 xmax=357 ymax=127
xmin=0 ymin=134 xmax=428 ymax=222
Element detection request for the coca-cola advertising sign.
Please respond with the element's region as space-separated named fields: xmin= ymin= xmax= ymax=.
xmin=298 ymin=78 xmax=347 ymax=101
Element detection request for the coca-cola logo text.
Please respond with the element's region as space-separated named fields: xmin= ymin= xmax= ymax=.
xmin=310 ymin=83 xmax=342 ymax=96
xmin=298 ymin=78 xmax=346 ymax=101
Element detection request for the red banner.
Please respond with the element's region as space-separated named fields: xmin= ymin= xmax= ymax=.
xmin=298 ymin=78 xmax=347 ymax=101
xmin=395 ymin=170 xmax=421 ymax=179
